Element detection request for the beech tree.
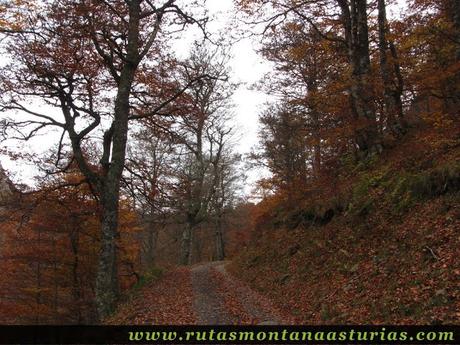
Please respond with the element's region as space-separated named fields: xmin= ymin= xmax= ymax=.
xmin=238 ymin=0 xmax=384 ymax=154
xmin=0 ymin=0 xmax=207 ymax=320
xmin=209 ymin=151 xmax=243 ymax=261
xmin=170 ymin=45 xmax=235 ymax=265
xmin=377 ymin=0 xmax=406 ymax=137
xmin=397 ymin=0 xmax=460 ymax=120
xmin=258 ymin=21 xmax=351 ymax=178
xmin=257 ymin=105 xmax=309 ymax=196
xmin=335 ymin=0 xmax=382 ymax=154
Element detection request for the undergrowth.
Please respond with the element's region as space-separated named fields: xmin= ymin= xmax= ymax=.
xmin=348 ymin=161 xmax=460 ymax=217
xmin=280 ymin=159 xmax=460 ymax=228
xmin=132 ymin=267 xmax=163 ymax=291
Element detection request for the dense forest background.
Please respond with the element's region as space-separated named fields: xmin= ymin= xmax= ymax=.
xmin=0 ymin=0 xmax=459 ymax=324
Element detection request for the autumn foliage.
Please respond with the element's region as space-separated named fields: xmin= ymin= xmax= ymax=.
xmin=0 ymin=173 xmax=143 ymax=324
xmin=0 ymin=0 xmax=459 ymax=327
xmin=227 ymin=0 xmax=460 ymax=325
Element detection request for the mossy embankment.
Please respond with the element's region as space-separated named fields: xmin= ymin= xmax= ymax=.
xmin=229 ymin=128 xmax=460 ymax=324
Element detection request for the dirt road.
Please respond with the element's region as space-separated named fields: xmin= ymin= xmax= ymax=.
xmin=191 ymin=261 xmax=286 ymax=324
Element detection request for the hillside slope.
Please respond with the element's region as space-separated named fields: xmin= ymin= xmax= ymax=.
xmin=229 ymin=127 xmax=460 ymax=324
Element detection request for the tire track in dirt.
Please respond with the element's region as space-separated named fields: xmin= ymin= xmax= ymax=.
xmin=191 ymin=262 xmax=238 ymax=324
xmin=191 ymin=261 xmax=285 ymax=324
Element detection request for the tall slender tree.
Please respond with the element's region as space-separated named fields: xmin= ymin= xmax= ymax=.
xmin=336 ymin=0 xmax=382 ymax=154
xmin=171 ymin=45 xmax=235 ymax=265
xmin=377 ymin=0 xmax=406 ymax=137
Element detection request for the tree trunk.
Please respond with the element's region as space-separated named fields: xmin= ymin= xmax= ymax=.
xmin=306 ymin=66 xmax=321 ymax=178
xmin=35 ymin=226 xmax=42 ymax=324
xmin=180 ymin=222 xmax=193 ymax=265
xmin=338 ymin=0 xmax=382 ymax=155
xmin=452 ymin=0 xmax=460 ymax=62
xmin=52 ymin=232 xmax=59 ymax=323
xmin=310 ymin=103 xmax=321 ymax=177
xmin=94 ymin=1 xmax=141 ymax=320
xmin=389 ymin=41 xmax=406 ymax=121
xmin=214 ymin=214 xmax=225 ymax=261
xmin=378 ymin=0 xmax=405 ymax=137
xmin=69 ymin=223 xmax=82 ymax=324
xmin=143 ymin=217 xmax=158 ymax=268
xmin=95 ymin=188 xmax=120 ymax=321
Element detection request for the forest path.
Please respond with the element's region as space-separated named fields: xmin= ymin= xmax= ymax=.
xmin=191 ymin=261 xmax=287 ymax=325
xmin=106 ymin=261 xmax=293 ymax=324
